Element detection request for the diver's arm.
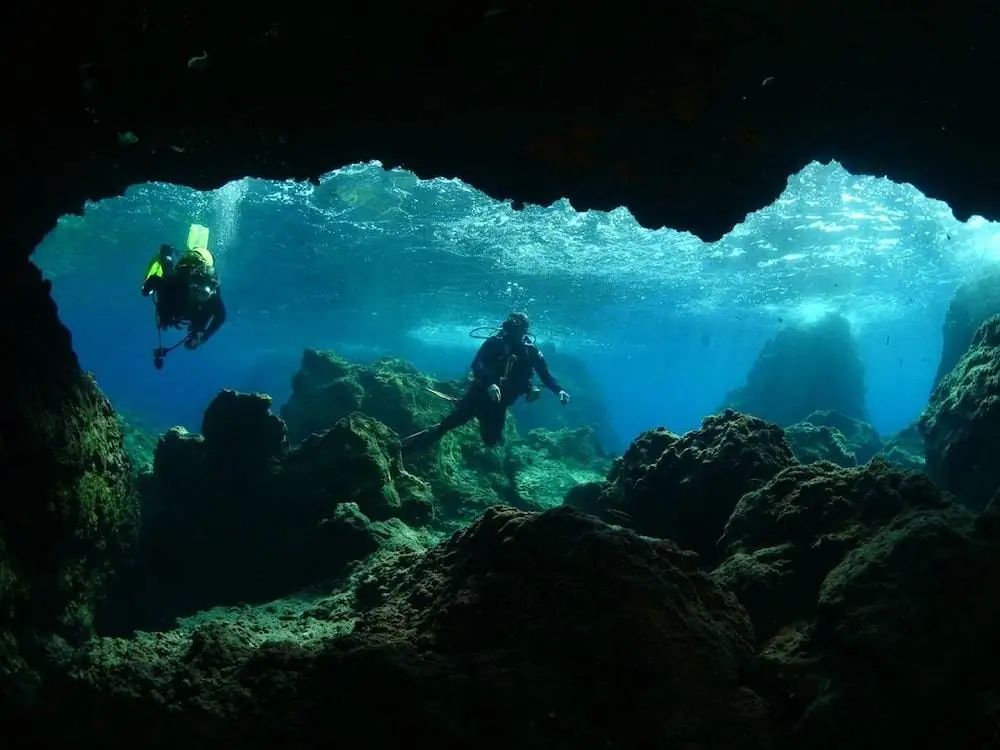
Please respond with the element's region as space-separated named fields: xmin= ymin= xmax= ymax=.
xmin=199 ymin=295 xmax=227 ymax=342
xmin=471 ymin=338 xmax=503 ymax=387
xmin=531 ymin=349 xmax=564 ymax=394
xmin=141 ymin=275 xmax=161 ymax=297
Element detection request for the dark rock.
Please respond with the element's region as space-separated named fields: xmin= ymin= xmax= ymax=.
xmin=932 ymin=269 xmax=1000 ymax=390
xmin=10 ymin=3 xmax=1000 ymax=262
xmin=119 ymin=395 xmax=432 ymax=629
xmin=595 ymin=410 xmax=796 ymax=563
xmin=783 ymin=422 xmax=856 ymax=467
xmin=23 ymin=507 xmax=771 ymax=749
xmin=721 ymin=314 xmax=869 ymax=426
xmin=715 ymin=458 xmax=952 ymax=642
xmin=201 ymin=389 xmax=286 ymax=468
xmin=0 ymin=262 xmax=139 ymax=671
xmin=763 ymin=502 xmax=1000 ymax=748
xmin=919 ymin=314 xmax=1000 ymax=511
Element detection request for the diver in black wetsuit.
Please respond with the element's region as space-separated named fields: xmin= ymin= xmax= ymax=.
xmin=402 ymin=312 xmax=571 ymax=452
xmin=141 ymin=243 xmax=227 ymax=369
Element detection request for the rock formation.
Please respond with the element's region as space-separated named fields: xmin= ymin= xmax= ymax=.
xmin=932 ymin=269 xmax=1000 ymax=389
xmin=721 ymin=314 xmax=869 ymax=426
xmin=920 ymin=314 xmax=1000 ymax=511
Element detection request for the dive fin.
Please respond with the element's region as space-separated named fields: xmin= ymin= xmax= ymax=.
xmin=186 ymin=223 xmax=210 ymax=252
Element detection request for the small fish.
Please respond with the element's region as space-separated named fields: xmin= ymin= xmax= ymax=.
xmin=425 ymin=387 xmax=458 ymax=403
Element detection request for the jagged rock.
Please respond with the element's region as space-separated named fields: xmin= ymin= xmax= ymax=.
xmin=280 ymin=349 xmax=454 ymax=443
xmin=756 ymin=499 xmax=1000 ymax=748
xmin=932 ymin=269 xmax=1000 ymax=390
xmin=0 ymin=264 xmax=139 ymax=671
xmin=278 ymin=412 xmax=433 ymax=524
xmin=783 ymin=422 xmax=856 ymax=467
xmin=919 ymin=314 xmax=1000 ymax=511
xmin=721 ymin=314 xmax=869 ymax=426
xmin=20 ymin=507 xmax=770 ymax=749
xmin=201 ymin=389 xmax=286 ymax=467
xmin=804 ymin=409 xmax=882 ymax=462
xmin=113 ymin=394 xmax=435 ymax=631
xmin=875 ymin=423 xmax=926 ymax=473
xmin=714 ymin=458 xmax=951 ymax=642
xmin=592 ymin=410 xmax=796 ymax=563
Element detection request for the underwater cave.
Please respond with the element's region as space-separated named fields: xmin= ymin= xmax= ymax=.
xmin=5 ymin=2 xmax=1000 ymax=748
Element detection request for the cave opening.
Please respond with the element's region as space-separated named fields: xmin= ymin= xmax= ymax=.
xmin=32 ymin=159 xmax=999 ymax=453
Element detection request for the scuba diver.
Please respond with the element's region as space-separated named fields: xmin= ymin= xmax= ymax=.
xmin=141 ymin=225 xmax=226 ymax=369
xmin=402 ymin=312 xmax=571 ymax=453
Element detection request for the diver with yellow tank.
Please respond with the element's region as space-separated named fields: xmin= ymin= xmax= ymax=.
xmin=142 ymin=223 xmax=227 ymax=369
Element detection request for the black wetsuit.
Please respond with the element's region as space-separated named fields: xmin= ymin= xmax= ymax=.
xmin=142 ymin=255 xmax=227 ymax=344
xmin=438 ymin=334 xmax=564 ymax=447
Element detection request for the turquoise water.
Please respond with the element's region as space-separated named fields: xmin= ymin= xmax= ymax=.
xmin=34 ymin=160 xmax=1000 ymax=450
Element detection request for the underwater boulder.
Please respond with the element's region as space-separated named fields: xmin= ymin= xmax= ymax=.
xmin=594 ymin=410 xmax=796 ymax=563
xmin=783 ymin=422 xmax=856 ymax=467
xmin=714 ymin=458 xmax=951 ymax=643
xmin=201 ymin=389 xmax=287 ymax=469
xmin=123 ymin=394 xmax=432 ymax=629
xmin=803 ymin=409 xmax=882 ymax=463
xmin=754 ymin=495 xmax=1000 ymax=748
xmin=280 ymin=349 xmax=456 ymax=443
xmin=720 ymin=313 xmax=869 ymax=426
xmin=278 ymin=411 xmax=433 ymax=525
xmin=919 ymin=314 xmax=1000 ymax=511
xmin=932 ymin=269 xmax=1000 ymax=390
xmin=874 ymin=422 xmax=926 ymax=474
xmin=23 ymin=507 xmax=770 ymax=749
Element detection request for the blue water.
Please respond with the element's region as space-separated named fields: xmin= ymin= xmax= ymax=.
xmin=35 ymin=161 xmax=1000 ymax=451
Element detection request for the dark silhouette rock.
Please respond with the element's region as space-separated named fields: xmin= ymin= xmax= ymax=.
xmin=0 ymin=263 xmax=139 ymax=692
xmin=587 ymin=410 xmax=796 ymax=563
xmin=759 ymin=498 xmax=1000 ymax=748
xmin=715 ymin=459 xmax=950 ymax=642
xmin=120 ymin=392 xmax=432 ymax=630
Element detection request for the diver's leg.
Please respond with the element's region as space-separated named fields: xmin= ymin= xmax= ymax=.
xmin=478 ymin=403 xmax=508 ymax=447
xmin=402 ymin=386 xmax=480 ymax=452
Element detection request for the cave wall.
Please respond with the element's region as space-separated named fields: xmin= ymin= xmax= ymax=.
xmin=3 ymin=1 xmax=1000 ymax=682
xmin=6 ymin=1 xmax=1000 ymax=260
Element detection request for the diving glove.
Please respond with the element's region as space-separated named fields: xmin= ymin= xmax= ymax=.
xmin=558 ymin=390 xmax=571 ymax=405
xmin=487 ymin=383 xmax=502 ymax=402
